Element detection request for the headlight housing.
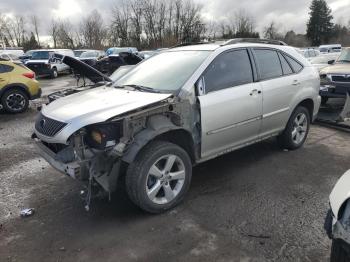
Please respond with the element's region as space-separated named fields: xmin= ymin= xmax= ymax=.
xmin=85 ymin=123 xmax=122 ymax=150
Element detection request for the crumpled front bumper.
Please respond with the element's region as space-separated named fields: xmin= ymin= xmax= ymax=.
xmin=34 ymin=138 xmax=81 ymax=179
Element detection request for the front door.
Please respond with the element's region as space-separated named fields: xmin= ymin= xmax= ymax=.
xmin=198 ymin=49 xmax=263 ymax=159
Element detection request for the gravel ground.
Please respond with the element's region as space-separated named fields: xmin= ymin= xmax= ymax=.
xmin=1 ymin=75 xmax=350 ymax=262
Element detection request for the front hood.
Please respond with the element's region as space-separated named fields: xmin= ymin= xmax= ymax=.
xmin=320 ymin=63 xmax=350 ymax=75
xmin=330 ymin=169 xmax=350 ymax=219
xmin=37 ymin=86 xmax=172 ymax=143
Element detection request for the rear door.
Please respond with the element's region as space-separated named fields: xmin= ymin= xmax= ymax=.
xmin=198 ymin=49 xmax=263 ymax=159
xmin=252 ymin=48 xmax=302 ymax=137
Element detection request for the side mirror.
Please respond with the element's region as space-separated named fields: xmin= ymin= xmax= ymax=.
xmin=328 ymin=60 xmax=335 ymax=65
xmin=195 ymin=76 xmax=206 ymax=96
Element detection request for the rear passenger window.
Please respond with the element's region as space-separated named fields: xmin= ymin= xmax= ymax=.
xmin=0 ymin=64 xmax=13 ymax=73
xmin=278 ymin=53 xmax=293 ymax=75
xmin=254 ymin=49 xmax=282 ymax=80
xmin=204 ymin=49 xmax=253 ymax=93
xmin=284 ymin=55 xmax=303 ymax=73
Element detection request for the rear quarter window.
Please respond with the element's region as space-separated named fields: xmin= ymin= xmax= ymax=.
xmin=284 ymin=54 xmax=303 ymax=73
xmin=0 ymin=64 xmax=14 ymax=73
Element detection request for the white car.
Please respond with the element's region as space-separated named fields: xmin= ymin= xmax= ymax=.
xmin=33 ymin=39 xmax=321 ymax=213
xmin=309 ymin=53 xmax=340 ymax=72
xmin=325 ymin=170 xmax=350 ymax=261
xmin=319 ymin=44 xmax=342 ymax=54
xmin=25 ymin=49 xmax=74 ymax=78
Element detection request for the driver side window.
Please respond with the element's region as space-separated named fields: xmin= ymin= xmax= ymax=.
xmin=203 ymin=49 xmax=254 ymax=93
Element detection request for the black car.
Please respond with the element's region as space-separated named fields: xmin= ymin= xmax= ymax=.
xmin=79 ymin=50 xmax=105 ymax=67
xmin=95 ymin=52 xmax=142 ymax=75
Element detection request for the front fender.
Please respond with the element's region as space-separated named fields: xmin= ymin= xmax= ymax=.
xmin=122 ymin=115 xmax=182 ymax=163
xmin=330 ymin=169 xmax=350 ymax=219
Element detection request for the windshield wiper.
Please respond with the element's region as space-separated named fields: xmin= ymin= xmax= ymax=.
xmin=122 ymin=84 xmax=160 ymax=93
xmin=337 ymin=60 xmax=350 ymax=63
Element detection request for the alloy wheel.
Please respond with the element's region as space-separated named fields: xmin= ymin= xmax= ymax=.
xmin=292 ymin=112 xmax=308 ymax=145
xmin=6 ymin=93 xmax=26 ymax=111
xmin=146 ymin=154 xmax=186 ymax=205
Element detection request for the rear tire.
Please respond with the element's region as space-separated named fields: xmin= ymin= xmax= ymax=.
xmin=1 ymin=89 xmax=29 ymax=113
xmin=125 ymin=141 xmax=192 ymax=214
xmin=331 ymin=240 xmax=350 ymax=262
xmin=277 ymin=106 xmax=310 ymax=150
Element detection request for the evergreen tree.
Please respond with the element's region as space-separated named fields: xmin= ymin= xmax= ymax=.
xmin=307 ymin=0 xmax=333 ymax=46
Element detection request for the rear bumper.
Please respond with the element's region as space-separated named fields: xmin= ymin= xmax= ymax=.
xmin=30 ymin=88 xmax=42 ymax=100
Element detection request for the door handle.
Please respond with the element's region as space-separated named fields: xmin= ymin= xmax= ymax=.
xmin=292 ymin=80 xmax=301 ymax=86
xmin=250 ymin=89 xmax=262 ymax=96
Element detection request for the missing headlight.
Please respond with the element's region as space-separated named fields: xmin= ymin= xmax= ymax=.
xmin=85 ymin=123 xmax=122 ymax=150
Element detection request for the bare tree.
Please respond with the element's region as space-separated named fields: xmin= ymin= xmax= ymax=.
xmin=31 ymin=15 xmax=40 ymax=46
xmin=49 ymin=20 xmax=59 ymax=48
xmin=80 ymin=10 xmax=106 ymax=49
xmin=264 ymin=21 xmax=283 ymax=40
xmin=234 ymin=10 xmax=259 ymax=38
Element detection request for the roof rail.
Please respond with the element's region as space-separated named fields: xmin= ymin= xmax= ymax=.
xmin=223 ymin=38 xmax=288 ymax=46
xmin=171 ymin=41 xmax=216 ymax=48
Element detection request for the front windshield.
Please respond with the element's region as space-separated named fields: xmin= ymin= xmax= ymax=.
xmin=337 ymin=49 xmax=350 ymax=63
xmin=319 ymin=48 xmax=328 ymax=53
xmin=115 ymin=50 xmax=211 ymax=92
xmin=80 ymin=51 xmax=98 ymax=58
xmin=31 ymin=51 xmax=51 ymax=60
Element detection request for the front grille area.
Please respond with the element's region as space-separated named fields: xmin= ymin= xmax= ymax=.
xmin=332 ymin=75 xmax=350 ymax=83
xmin=35 ymin=113 xmax=67 ymax=137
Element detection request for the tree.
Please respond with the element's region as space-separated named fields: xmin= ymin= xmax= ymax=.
xmin=80 ymin=10 xmax=106 ymax=49
xmin=306 ymin=0 xmax=333 ymax=46
xmin=31 ymin=15 xmax=40 ymax=46
xmin=23 ymin=32 xmax=40 ymax=50
xmin=264 ymin=21 xmax=283 ymax=40
xmin=233 ymin=10 xmax=259 ymax=38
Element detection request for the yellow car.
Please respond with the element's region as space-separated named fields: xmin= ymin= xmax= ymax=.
xmin=0 ymin=59 xmax=41 ymax=113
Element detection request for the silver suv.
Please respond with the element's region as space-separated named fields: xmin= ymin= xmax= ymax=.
xmin=33 ymin=40 xmax=321 ymax=213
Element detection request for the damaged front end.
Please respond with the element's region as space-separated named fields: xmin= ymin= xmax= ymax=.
xmin=33 ymin=96 xmax=196 ymax=210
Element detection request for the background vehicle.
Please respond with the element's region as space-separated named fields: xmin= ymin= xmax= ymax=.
xmin=319 ymin=44 xmax=342 ymax=54
xmin=78 ymin=50 xmax=105 ymax=67
xmin=95 ymin=52 xmax=142 ymax=75
xmin=0 ymin=59 xmax=41 ymax=113
xmin=318 ymin=47 xmax=350 ymax=123
xmin=298 ymin=48 xmax=321 ymax=60
xmin=73 ymin=49 xmax=90 ymax=58
xmin=19 ymin=50 xmax=35 ymax=64
xmin=33 ymin=39 xmax=320 ymax=213
xmin=0 ymin=53 xmax=21 ymax=64
xmin=325 ymin=169 xmax=350 ymax=262
xmin=309 ymin=53 xmax=340 ymax=72
xmin=138 ymin=50 xmax=158 ymax=59
xmin=26 ymin=49 xmax=74 ymax=78
xmin=106 ymin=47 xmax=138 ymax=56
xmin=0 ymin=47 xmax=24 ymax=57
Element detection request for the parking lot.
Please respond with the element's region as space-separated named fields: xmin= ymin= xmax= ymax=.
xmin=1 ymin=75 xmax=350 ymax=261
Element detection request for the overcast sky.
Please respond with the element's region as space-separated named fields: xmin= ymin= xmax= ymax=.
xmin=1 ymin=0 xmax=349 ymax=36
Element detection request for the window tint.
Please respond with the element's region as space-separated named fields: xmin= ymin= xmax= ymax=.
xmin=278 ymin=52 xmax=293 ymax=75
xmin=284 ymin=54 xmax=303 ymax=73
xmin=254 ymin=49 xmax=283 ymax=80
xmin=0 ymin=64 xmax=13 ymax=73
xmin=204 ymin=49 xmax=253 ymax=93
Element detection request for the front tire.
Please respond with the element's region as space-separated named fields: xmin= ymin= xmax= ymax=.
xmin=1 ymin=89 xmax=29 ymax=113
xmin=126 ymin=141 xmax=192 ymax=213
xmin=277 ymin=106 xmax=310 ymax=150
xmin=331 ymin=240 xmax=350 ymax=262
xmin=51 ymin=68 xmax=58 ymax=78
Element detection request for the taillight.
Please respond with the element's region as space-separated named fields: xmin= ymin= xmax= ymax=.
xmin=22 ymin=72 xmax=35 ymax=79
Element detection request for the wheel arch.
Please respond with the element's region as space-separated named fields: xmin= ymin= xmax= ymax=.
xmin=0 ymin=83 xmax=30 ymax=100
xmin=294 ymin=98 xmax=314 ymax=120
xmin=122 ymin=115 xmax=196 ymax=164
